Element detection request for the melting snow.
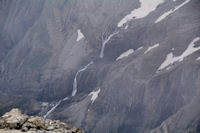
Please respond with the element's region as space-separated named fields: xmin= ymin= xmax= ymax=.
xmin=89 ymin=88 xmax=101 ymax=103
xmin=158 ymin=37 xmax=200 ymax=70
xmin=116 ymin=49 xmax=134 ymax=61
xmin=118 ymin=0 xmax=164 ymax=27
xmin=76 ymin=29 xmax=84 ymax=42
xmin=144 ymin=43 xmax=160 ymax=54
xmin=155 ymin=0 xmax=191 ymax=23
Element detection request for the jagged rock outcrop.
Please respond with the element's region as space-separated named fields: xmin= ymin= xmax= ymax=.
xmin=0 ymin=109 xmax=84 ymax=133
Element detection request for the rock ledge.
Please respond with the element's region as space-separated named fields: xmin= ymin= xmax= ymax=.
xmin=0 ymin=109 xmax=84 ymax=133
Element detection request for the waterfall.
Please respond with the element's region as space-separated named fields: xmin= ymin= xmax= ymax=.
xmin=72 ymin=61 xmax=93 ymax=96
xmin=100 ymin=31 xmax=118 ymax=58
xmin=43 ymin=97 xmax=68 ymax=119
xmin=43 ymin=61 xmax=93 ymax=119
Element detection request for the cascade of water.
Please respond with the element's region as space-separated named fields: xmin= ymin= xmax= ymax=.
xmin=43 ymin=97 xmax=68 ymax=119
xmin=72 ymin=61 xmax=93 ymax=96
xmin=43 ymin=61 xmax=93 ymax=119
xmin=99 ymin=31 xmax=118 ymax=58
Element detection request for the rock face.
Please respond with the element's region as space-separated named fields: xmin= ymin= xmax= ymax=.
xmin=0 ymin=0 xmax=200 ymax=133
xmin=0 ymin=109 xmax=84 ymax=133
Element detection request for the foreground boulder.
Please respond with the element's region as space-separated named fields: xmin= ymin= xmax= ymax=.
xmin=0 ymin=109 xmax=84 ymax=133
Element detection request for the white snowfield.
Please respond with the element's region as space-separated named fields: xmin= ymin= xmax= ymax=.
xmin=155 ymin=0 xmax=191 ymax=23
xmin=89 ymin=88 xmax=101 ymax=103
xmin=118 ymin=0 xmax=164 ymax=27
xmin=116 ymin=49 xmax=134 ymax=61
xmin=76 ymin=29 xmax=84 ymax=42
xmin=144 ymin=43 xmax=160 ymax=54
xmin=158 ymin=37 xmax=200 ymax=70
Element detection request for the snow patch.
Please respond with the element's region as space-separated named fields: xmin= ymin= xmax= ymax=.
xmin=118 ymin=0 xmax=164 ymax=27
xmin=76 ymin=29 xmax=84 ymax=42
xmin=116 ymin=49 xmax=134 ymax=61
xmin=89 ymin=88 xmax=101 ymax=103
xmin=144 ymin=43 xmax=160 ymax=54
xmin=196 ymin=57 xmax=200 ymax=61
xmin=158 ymin=37 xmax=200 ymax=70
xmin=155 ymin=0 xmax=191 ymax=23
xmin=41 ymin=102 xmax=49 ymax=107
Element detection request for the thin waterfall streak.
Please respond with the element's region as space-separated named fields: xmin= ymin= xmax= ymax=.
xmin=100 ymin=31 xmax=118 ymax=58
xmin=72 ymin=61 xmax=93 ymax=97
xmin=43 ymin=61 xmax=93 ymax=118
xmin=43 ymin=97 xmax=68 ymax=119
